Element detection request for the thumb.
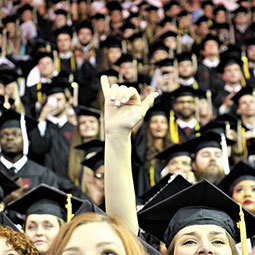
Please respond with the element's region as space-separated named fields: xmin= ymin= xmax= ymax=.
xmin=100 ymin=75 xmax=110 ymax=99
xmin=140 ymin=91 xmax=159 ymax=117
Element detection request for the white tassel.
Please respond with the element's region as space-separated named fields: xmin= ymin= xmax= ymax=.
xmin=221 ymin=133 xmax=230 ymax=175
xmin=20 ymin=113 xmax=29 ymax=155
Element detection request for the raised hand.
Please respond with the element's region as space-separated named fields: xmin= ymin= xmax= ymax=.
xmin=101 ymin=75 xmax=158 ymax=134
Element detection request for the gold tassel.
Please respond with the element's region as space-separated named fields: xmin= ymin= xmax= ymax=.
xmin=237 ymin=203 xmax=248 ymax=255
xmin=241 ymin=127 xmax=248 ymax=159
xmin=206 ymin=90 xmax=213 ymax=117
xmin=122 ymin=40 xmax=127 ymax=54
xmin=149 ymin=160 xmax=155 ymax=187
xmin=70 ymin=54 xmax=76 ymax=72
xmin=54 ymin=52 xmax=61 ymax=72
xmin=179 ymin=23 xmax=184 ymax=35
xmin=242 ymin=54 xmax=250 ymax=80
xmin=36 ymin=82 xmax=42 ymax=102
xmin=241 ymin=76 xmax=246 ymax=87
xmin=193 ymin=80 xmax=198 ymax=90
xmin=65 ymin=194 xmax=74 ymax=223
xmin=170 ymin=110 xmax=179 ymax=144
xmin=195 ymin=120 xmax=200 ymax=137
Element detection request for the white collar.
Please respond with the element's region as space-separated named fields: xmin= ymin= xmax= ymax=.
xmin=202 ymin=58 xmax=220 ymax=68
xmin=59 ymin=52 xmax=72 ymax=59
xmin=176 ymin=118 xmax=197 ymax=129
xmin=47 ymin=114 xmax=68 ymax=127
xmin=0 ymin=155 xmax=28 ymax=173
xmin=178 ymin=77 xmax=195 ymax=86
xmin=224 ymin=84 xmax=242 ymax=93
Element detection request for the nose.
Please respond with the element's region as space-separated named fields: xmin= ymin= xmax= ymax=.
xmin=35 ymin=225 xmax=44 ymax=236
xmin=197 ymin=238 xmax=214 ymax=255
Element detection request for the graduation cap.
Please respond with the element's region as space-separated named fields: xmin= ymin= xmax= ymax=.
xmin=0 ymin=212 xmax=20 ymax=232
xmin=92 ymin=13 xmax=105 ymax=20
xmin=17 ymin=4 xmax=33 ymax=15
xmin=158 ymin=17 xmax=173 ymax=27
xmin=176 ymin=51 xmax=193 ymax=63
xmin=177 ymin=10 xmax=190 ymax=18
xmin=36 ymin=51 xmax=54 ymax=64
xmin=218 ymin=161 xmax=255 ymax=196
xmin=145 ymin=5 xmax=158 ymax=12
xmin=74 ymin=105 xmax=101 ymax=119
xmin=128 ymin=32 xmax=144 ymax=42
xmin=195 ymin=15 xmax=209 ymax=26
xmin=99 ymin=36 xmax=122 ymax=49
xmin=231 ymin=85 xmax=255 ymax=105
xmin=144 ymin=101 xmax=169 ymax=122
xmin=232 ymin=6 xmax=248 ymax=15
xmin=200 ymin=33 xmax=221 ymax=49
xmin=201 ymin=0 xmax=214 ymax=8
xmin=2 ymin=15 xmax=17 ymax=25
xmin=120 ymin=21 xmax=136 ymax=32
xmin=106 ymin=1 xmax=122 ymax=12
xmin=54 ymin=25 xmax=73 ymax=38
xmin=54 ymin=8 xmax=68 ymax=16
xmin=213 ymin=4 xmax=227 ymax=15
xmin=154 ymin=58 xmax=174 ymax=67
xmin=76 ymin=21 xmax=93 ymax=33
xmin=81 ymin=149 xmax=104 ymax=171
xmin=168 ymin=86 xmax=199 ymax=99
xmin=163 ymin=0 xmax=179 ymax=11
xmin=159 ymin=31 xmax=178 ymax=41
xmin=0 ymin=171 xmax=19 ymax=201
xmin=149 ymin=41 xmax=169 ymax=56
xmin=75 ymin=139 xmax=104 ymax=159
xmin=115 ymin=54 xmax=133 ymax=66
xmin=210 ymin=22 xmax=229 ymax=30
xmin=96 ymin=69 xmax=119 ymax=79
xmin=246 ymin=38 xmax=255 ymax=47
xmin=138 ymin=179 xmax=255 ymax=247
xmin=0 ymin=69 xmax=18 ymax=85
xmin=140 ymin=174 xmax=192 ymax=208
xmin=128 ymin=12 xmax=139 ymax=19
xmin=6 ymin=184 xmax=84 ymax=221
xmin=155 ymin=142 xmax=192 ymax=163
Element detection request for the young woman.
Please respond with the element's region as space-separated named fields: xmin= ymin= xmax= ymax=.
xmin=0 ymin=225 xmax=39 ymax=255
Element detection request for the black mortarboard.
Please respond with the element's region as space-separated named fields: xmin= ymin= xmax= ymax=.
xmin=17 ymin=4 xmax=33 ymax=15
xmin=140 ymin=174 xmax=192 ymax=208
xmin=200 ymin=33 xmax=221 ymax=49
xmin=100 ymin=36 xmax=122 ymax=49
xmin=81 ymin=149 xmax=104 ymax=171
xmin=163 ymin=1 xmax=179 ymax=11
xmin=213 ymin=5 xmax=227 ymax=15
xmin=169 ymin=86 xmax=199 ymax=99
xmin=144 ymin=102 xmax=169 ymax=122
xmin=145 ymin=5 xmax=158 ymax=12
xmin=215 ymin=114 xmax=238 ymax=123
xmin=0 ymin=109 xmax=38 ymax=132
xmin=0 ymin=69 xmax=18 ymax=85
xmin=120 ymin=21 xmax=136 ymax=31
xmin=201 ymin=0 xmax=214 ymax=8
xmin=74 ymin=105 xmax=101 ymax=119
xmin=154 ymin=58 xmax=174 ymax=67
xmin=177 ymin=10 xmax=189 ymax=18
xmin=92 ymin=13 xmax=105 ymax=20
xmin=158 ymin=17 xmax=173 ymax=27
xmin=36 ymin=51 xmax=54 ymax=64
xmin=149 ymin=41 xmax=169 ymax=56
xmin=76 ymin=21 xmax=93 ymax=33
xmin=138 ymin=179 xmax=255 ymax=246
xmin=75 ymin=139 xmax=104 ymax=158
xmin=232 ymin=6 xmax=248 ymax=15
xmin=0 ymin=212 xmax=20 ymax=232
xmin=176 ymin=51 xmax=192 ymax=62
xmin=128 ymin=32 xmax=143 ymax=42
xmin=0 ymin=171 xmax=19 ymax=200
xmin=184 ymin=130 xmax=235 ymax=153
xmin=218 ymin=161 xmax=255 ymax=196
xmin=159 ymin=31 xmax=178 ymax=41
xmin=54 ymin=25 xmax=73 ymax=38
xmin=54 ymin=8 xmax=68 ymax=16
xmin=231 ymin=85 xmax=255 ymax=105
xmin=115 ymin=54 xmax=133 ymax=66
xmin=128 ymin=12 xmax=139 ymax=19
xmin=210 ymin=22 xmax=229 ymax=30
xmin=246 ymin=38 xmax=255 ymax=47
xmin=97 ymin=69 xmax=119 ymax=78
xmin=106 ymin=1 xmax=122 ymax=12
xmin=195 ymin=16 xmax=209 ymax=25
xmin=6 ymin=184 xmax=83 ymax=221
xmin=155 ymin=142 xmax=192 ymax=162
xmin=2 ymin=15 xmax=17 ymax=25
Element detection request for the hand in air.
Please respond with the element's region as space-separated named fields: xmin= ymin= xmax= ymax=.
xmin=101 ymin=75 xmax=158 ymax=134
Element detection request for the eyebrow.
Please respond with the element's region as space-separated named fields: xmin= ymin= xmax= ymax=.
xmin=96 ymin=241 xmax=121 ymax=249
xmin=181 ymin=231 xmax=225 ymax=237
xmin=62 ymin=247 xmax=80 ymax=253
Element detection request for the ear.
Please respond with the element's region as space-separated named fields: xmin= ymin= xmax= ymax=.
xmin=237 ymin=106 xmax=241 ymax=115
xmin=192 ymin=161 xmax=197 ymax=171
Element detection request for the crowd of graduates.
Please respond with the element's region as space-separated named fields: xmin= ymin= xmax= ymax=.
xmin=2 ymin=0 xmax=255 ymax=254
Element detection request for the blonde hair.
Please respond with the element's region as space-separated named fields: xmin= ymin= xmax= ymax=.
xmin=48 ymin=213 xmax=147 ymax=255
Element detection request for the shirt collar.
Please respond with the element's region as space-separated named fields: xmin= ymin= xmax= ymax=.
xmin=224 ymin=84 xmax=242 ymax=93
xmin=178 ymin=77 xmax=195 ymax=86
xmin=47 ymin=114 xmax=68 ymax=127
xmin=202 ymin=58 xmax=220 ymax=68
xmin=176 ymin=118 xmax=197 ymax=129
xmin=0 ymin=155 xmax=28 ymax=173
xmin=59 ymin=52 xmax=72 ymax=59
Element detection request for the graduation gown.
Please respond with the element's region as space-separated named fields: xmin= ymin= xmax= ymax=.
xmin=0 ymin=159 xmax=58 ymax=190
xmin=29 ymin=121 xmax=74 ymax=178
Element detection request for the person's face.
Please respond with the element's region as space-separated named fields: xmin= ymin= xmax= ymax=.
xmin=6 ymin=22 xmax=16 ymax=38
xmin=232 ymin=180 xmax=255 ymax=214
xmin=174 ymin=96 xmax=195 ymax=120
xmin=149 ymin=115 xmax=168 ymax=138
xmin=0 ymin=127 xmax=23 ymax=155
xmin=133 ymin=38 xmax=145 ymax=52
xmin=173 ymin=225 xmax=232 ymax=255
xmin=168 ymin=5 xmax=181 ymax=17
xmin=148 ymin=10 xmax=158 ymax=23
xmin=78 ymin=115 xmax=99 ymax=139
xmin=62 ymin=222 xmax=127 ymax=255
xmin=93 ymin=19 xmax=105 ymax=33
xmin=215 ymin=10 xmax=227 ymax=24
xmin=238 ymin=95 xmax=255 ymax=117
xmin=107 ymin=48 xmax=122 ymax=64
xmin=120 ymin=62 xmax=134 ymax=81
xmin=38 ymin=57 xmax=55 ymax=78
xmin=0 ymin=84 xmax=5 ymax=96
xmin=152 ymin=50 xmax=168 ymax=63
xmin=204 ymin=5 xmax=214 ymax=19
xmin=21 ymin=10 xmax=32 ymax=22
xmin=0 ymin=236 xmax=20 ymax=255
xmin=25 ymin=214 xmax=61 ymax=254
xmin=197 ymin=22 xmax=209 ymax=36
xmin=164 ymin=37 xmax=177 ymax=50
xmin=193 ymin=147 xmax=224 ymax=184
xmin=235 ymin=12 xmax=250 ymax=25
xmin=223 ymin=64 xmax=242 ymax=84
xmin=55 ymin=14 xmax=67 ymax=29
xmin=123 ymin=28 xmax=134 ymax=39
xmin=178 ymin=61 xmax=194 ymax=79
xmin=247 ymin=45 xmax=255 ymax=62
xmin=203 ymin=40 xmax=219 ymax=57
xmin=111 ymin=10 xmax=123 ymax=23
xmin=78 ymin=28 xmax=93 ymax=46
xmin=167 ymin=155 xmax=192 ymax=175
xmin=48 ymin=93 xmax=67 ymax=116
xmin=57 ymin=34 xmax=72 ymax=53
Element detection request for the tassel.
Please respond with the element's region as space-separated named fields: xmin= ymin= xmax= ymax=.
xmin=20 ymin=113 xmax=29 ymax=155
xmin=170 ymin=110 xmax=179 ymax=144
xmin=65 ymin=194 xmax=74 ymax=223
xmin=242 ymin=54 xmax=250 ymax=80
xmin=36 ymin=82 xmax=42 ymax=102
xmin=237 ymin=203 xmax=248 ymax=255
xmin=221 ymin=133 xmax=230 ymax=175
xmin=149 ymin=160 xmax=155 ymax=187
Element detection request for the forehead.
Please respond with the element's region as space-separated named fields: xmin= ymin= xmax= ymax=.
xmin=197 ymin=147 xmax=222 ymax=154
xmin=0 ymin=127 xmax=21 ymax=133
xmin=175 ymin=95 xmax=194 ymax=101
xmin=224 ymin=63 xmax=241 ymax=71
xmin=169 ymin=155 xmax=191 ymax=162
xmin=78 ymin=115 xmax=98 ymax=121
xmin=150 ymin=115 xmax=168 ymax=122
xmin=26 ymin=214 xmax=59 ymax=223
xmin=239 ymin=94 xmax=255 ymax=103
xmin=234 ymin=179 xmax=255 ymax=187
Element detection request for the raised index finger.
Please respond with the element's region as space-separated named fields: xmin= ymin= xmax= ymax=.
xmin=101 ymin=75 xmax=111 ymax=99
